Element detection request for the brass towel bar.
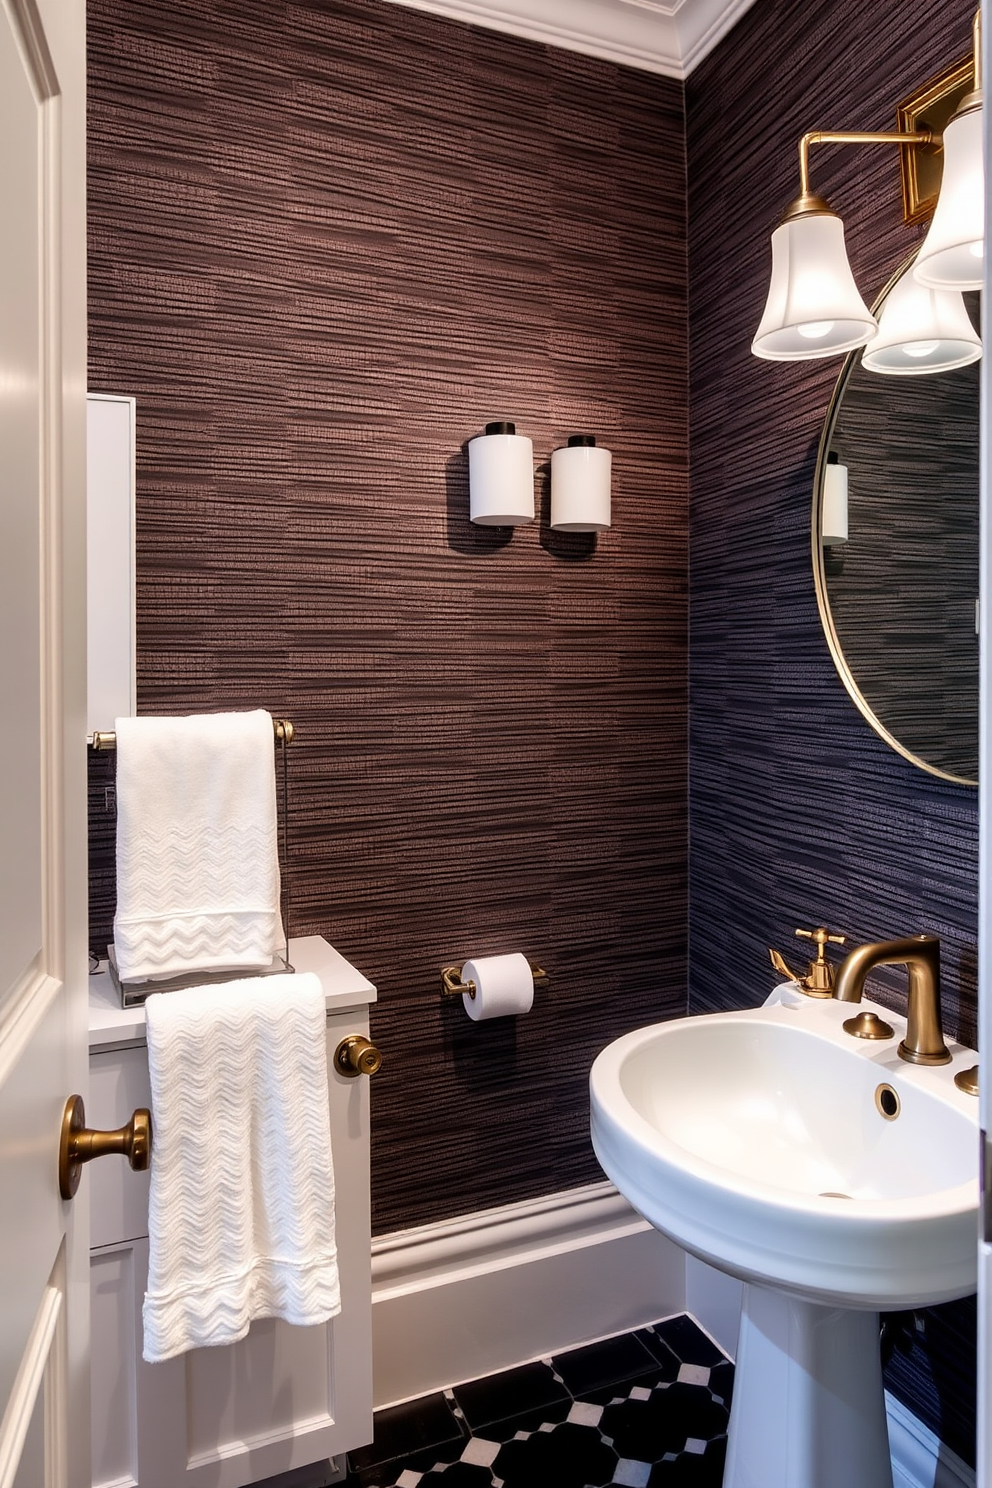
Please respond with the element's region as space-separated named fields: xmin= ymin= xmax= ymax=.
xmin=88 ymin=718 xmax=295 ymax=749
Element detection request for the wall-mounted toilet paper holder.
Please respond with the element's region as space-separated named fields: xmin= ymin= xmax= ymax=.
xmin=441 ymin=960 xmax=548 ymax=1000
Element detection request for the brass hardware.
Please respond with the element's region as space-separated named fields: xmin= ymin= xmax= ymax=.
xmin=768 ymin=948 xmax=797 ymax=981
xmin=833 ymin=935 xmax=951 ymax=1065
xmin=769 ymin=928 xmax=845 ymax=997
xmin=787 ymin=130 xmax=933 ymax=219
xmin=58 ymin=1095 xmax=151 ymax=1200
xmin=442 ymin=964 xmax=476 ymax=999
xmin=874 ymin=1084 xmax=901 ymax=1121
xmin=954 ymin=1065 xmax=980 ymax=1096
xmin=334 ymin=1035 xmax=382 ymax=1079
xmin=88 ymin=717 xmax=295 ymax=750
xmin=898 ymin=56 xmax=975 ymax=222
xmin=441 ymin=961 xmax=549 ymax=1000
xmin=794 ymin=927 xmax=846 ymax=997
xmin=843 ymin=1010 xmax=895 ymax=1041
xmin=779 ymin=10 xmax=981 ymax=230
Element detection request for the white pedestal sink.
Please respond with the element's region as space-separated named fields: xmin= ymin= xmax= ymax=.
xmin=589 ymin=986 xmax=979 ymax=1488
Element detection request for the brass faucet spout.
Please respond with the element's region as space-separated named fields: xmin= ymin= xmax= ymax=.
xmin=833 ymin=935 xmax=950 ymax=1066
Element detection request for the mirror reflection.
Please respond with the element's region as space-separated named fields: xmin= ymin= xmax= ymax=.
xmin=813 ymin=262 xmax=979 ymax=785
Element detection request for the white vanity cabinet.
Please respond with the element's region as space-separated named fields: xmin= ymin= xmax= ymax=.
xmin=87 ymin=938 xmax=376 ymax=1488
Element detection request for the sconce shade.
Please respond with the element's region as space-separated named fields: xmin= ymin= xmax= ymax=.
xmin=752 ymin=210 xmax=877 ymax=360
xmin=468 ymin=421 xmax=535 ymax=526
xmin=550 ymin=435 xmax=612 ymax=532
xmin=821 ymin=453 xmax=848 ymax=546
xmin=914 ymin=105 xmax=984 ymax=290
xmin=861 ymin=269 xmax=981 ymax=374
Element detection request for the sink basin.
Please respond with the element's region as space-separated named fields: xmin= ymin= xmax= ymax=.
xmin=589 ymin=987 xmax=979 ymax=1488
xmin=590 ymin=988 xmax=978 ymax=1308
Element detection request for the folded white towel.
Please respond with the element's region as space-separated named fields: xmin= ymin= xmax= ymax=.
xmin=142 ymin=972 xmax=340 ymax=1363
xmin=113 ymin=709 xmax=283 ymax=982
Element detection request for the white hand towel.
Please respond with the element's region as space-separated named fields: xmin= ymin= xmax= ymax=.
xmin=114 ymin=709 xmax=282 ymax=982
xmin=142 ymin=972 xmax=340 ymax=1363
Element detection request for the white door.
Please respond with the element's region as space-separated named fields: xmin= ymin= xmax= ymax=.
xmin=0 ymin=0 xmax=88 ymax=1484
xmin=980 ymin=4 xmax=992 ymax=1481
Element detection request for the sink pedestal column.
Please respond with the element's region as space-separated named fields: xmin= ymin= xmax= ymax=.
xmin=724 ymin=1283 xmax=892 ymax=1488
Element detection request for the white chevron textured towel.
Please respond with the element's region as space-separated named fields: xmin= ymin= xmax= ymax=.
xmin=113 ymin=709 xmax=283 ymax=982
xmin=142 ymin=972 xmax=340 ymax=1363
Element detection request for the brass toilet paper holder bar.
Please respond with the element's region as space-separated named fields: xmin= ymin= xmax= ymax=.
xmin=441 ymin=961 xmax=549 ymax=1000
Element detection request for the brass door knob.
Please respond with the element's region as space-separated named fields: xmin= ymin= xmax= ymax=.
xmin=334 ymin=1035 xmax=382 ymax=1079
xmin=59 ymin=1094 xmax=152 ymax=1200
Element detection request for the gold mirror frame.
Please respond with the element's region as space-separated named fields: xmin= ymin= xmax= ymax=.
xmin=811 ymin=250 xmax=978 ymax=788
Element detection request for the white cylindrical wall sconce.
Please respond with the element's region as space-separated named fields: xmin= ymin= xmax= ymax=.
xmin=550 ymin=434 xmax=612 ymax=532
xmin=821 ymin=452 xmax=848 ymax=546
xmin=468 ymin=421 xmax=535 ymax=526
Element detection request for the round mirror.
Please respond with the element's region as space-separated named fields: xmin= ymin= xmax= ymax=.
xmin=812 ymin=255 xmax=980 ymax=786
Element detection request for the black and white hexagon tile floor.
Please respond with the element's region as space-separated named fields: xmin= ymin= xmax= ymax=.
xmin=345 ymin=1316 xmax=733 ymax=1488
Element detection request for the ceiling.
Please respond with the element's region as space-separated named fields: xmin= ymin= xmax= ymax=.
xmin=380 ymin=0 xmax=758 ymax=78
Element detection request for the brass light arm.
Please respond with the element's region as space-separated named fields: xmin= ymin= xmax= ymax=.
xmin=792 ymin=129 xmax=933 ymax=211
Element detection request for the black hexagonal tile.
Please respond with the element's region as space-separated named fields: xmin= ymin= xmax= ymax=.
xmin=493 ymin=1421 xmax=618 ymax=1488
xmin=416 ymin=1463 xmax=498 ymax=1488
xmin=601 ymin=1382 xmax=728 ymax=1463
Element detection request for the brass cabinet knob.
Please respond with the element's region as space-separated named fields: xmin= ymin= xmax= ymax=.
xmin=334 ymin=1035 xmax=382 ymax=1079
xmin=59 ymin=1094 xmax=152 ymax=1200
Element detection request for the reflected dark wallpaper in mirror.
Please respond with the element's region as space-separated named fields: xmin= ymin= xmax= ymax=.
xmin=819 ymin=290 xmax=979 ymax=783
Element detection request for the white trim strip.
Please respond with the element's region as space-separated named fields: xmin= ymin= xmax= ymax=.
xmin=376 ymin=0 xmax=758 ymax=78
xmin=0 ymin=1286 xmax=62 ymax=1488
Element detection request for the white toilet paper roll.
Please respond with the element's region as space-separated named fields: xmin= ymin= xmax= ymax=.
xmin=461 ymin=952 xmax=535 ymax=1021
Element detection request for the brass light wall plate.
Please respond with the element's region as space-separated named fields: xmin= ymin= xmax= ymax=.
xmin=897 ymin=56 xmax=974 ymax=224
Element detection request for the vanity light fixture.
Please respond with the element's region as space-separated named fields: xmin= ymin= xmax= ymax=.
xmin=915 ymin=15 xmax=984 ymax=290
xmin=468 ymin=421 xmax=535 ymax=526
xmin=752 ymin=11 xmax=982 ymax=362
xmin=550 ymin=434 xmax=612 ymax=532
xmin=861 ymin=264 xmax=982 ymax=375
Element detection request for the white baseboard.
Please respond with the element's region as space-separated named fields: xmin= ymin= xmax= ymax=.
xmin=887 ymin=1392 xmax=976 ymax=1488
xmin=370 ymin=1181 xmax=685 ymax=1408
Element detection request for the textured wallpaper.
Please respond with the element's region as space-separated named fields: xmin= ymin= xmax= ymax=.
xmin=87 ymin=0 xmax=689 ymax=1233
xmin=686 ymin=0 xmax=980 ymax=1462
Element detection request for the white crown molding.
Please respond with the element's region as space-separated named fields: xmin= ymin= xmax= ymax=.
xmin=378 ymin=0 xmax=757 ymax=79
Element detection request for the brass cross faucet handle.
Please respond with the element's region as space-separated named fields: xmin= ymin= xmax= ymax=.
xmin=769 ymin=927 xmax=847 ymax=998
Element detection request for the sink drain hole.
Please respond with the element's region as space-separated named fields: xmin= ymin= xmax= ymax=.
xmin=875 ymin=1083 xmax=900 ymax=1120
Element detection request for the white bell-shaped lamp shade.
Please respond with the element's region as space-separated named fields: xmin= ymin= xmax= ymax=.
xmin=914 ymin=105 xmax=984 ymax=290
xmin=752 ymin=210 xmax=877 ymax=360
xmin=861 ymin=269 xmax=981 ymax=375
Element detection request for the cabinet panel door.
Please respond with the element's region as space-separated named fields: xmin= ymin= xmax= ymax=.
xmin=90 ymin=1008 xmax=373 ymax=1488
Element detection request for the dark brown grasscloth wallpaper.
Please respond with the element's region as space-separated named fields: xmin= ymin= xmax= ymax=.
xmin=87 ymin=0 xmax=688 ymax=1233
xmin=686 ymin=0 xmax=979 ymax=1462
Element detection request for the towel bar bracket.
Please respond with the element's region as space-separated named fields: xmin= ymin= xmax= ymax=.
xmin=59 ymin=1094 xmax=152 ymax=1200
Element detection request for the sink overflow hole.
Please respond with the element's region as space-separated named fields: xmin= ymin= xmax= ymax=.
xmin=875 ymin=1083 xmax=900 ymax=1120
xmin=819 ymin=1191 xmax=853 ymax=1199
